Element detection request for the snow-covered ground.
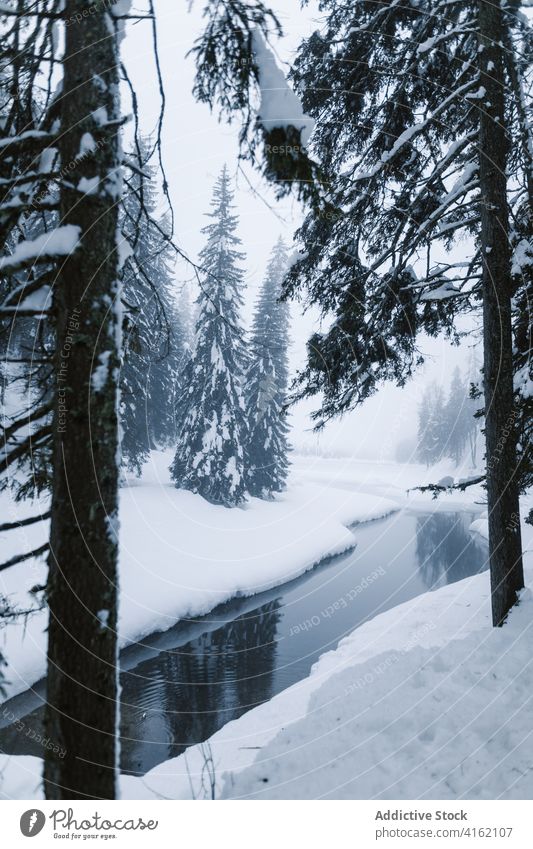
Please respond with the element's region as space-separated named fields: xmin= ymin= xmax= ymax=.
xmin=2 ymin=507 xmax=530 ymax=801
xmin=222 ymin=573 xmax=533 ymax=799
xmin=134 ymin=498 xmax=533 ymax=801
xmin=3 ymin=449 xmax=530 ymax=801
xmin=0 ymin=450 xmax=398 ymax=701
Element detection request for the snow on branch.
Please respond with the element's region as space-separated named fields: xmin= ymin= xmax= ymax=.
xmin=352 ymin=79 xmax=480 ymax=182
xmin=0 ymin=225 xmax=81 ymax=274
xmin=409 ymin=475 xmax=485 ymax=498
xmin=419 ymin=280 xmax=462 ymax=301
xmin=251 ymin=29 xmax=314 ymax=147
xmin=0 ymin=129 xmax=54 ymax=152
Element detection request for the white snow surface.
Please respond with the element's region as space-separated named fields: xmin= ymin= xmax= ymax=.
xmin=3 ymin=453 xmax=531 ymax=801
xmin=3 ymin=531 xmax=532 ymax=801
xmin=137 ymin=500 xmax=533 ymax=801
xmin=222 ymin=584 xmax=533 ymax=799
xmin=252 ymin=29 xmax=315 ymax=146
xmin=0 ymin=225 xmax=81 ymax=271
xmin=0 ymin=451 xmax=397 ymax=703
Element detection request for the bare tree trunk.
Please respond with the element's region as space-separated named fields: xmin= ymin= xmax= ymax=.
xmin=44 ymin=0 xmax=122 ymax=798
xmin=478 ymin=0 xmax=524 ymax=626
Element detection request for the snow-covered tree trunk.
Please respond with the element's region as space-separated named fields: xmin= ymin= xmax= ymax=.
xmin=478 ymin=0 xmax=524 ymax=626
xmin=44 ymin=0 xmax=124 ymax=799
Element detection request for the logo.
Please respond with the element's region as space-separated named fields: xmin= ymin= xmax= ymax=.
xmin=20 ymin=809 xmax=46 ymax=837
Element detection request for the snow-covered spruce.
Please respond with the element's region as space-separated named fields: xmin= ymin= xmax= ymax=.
xmin=244 ymin=237 xmax=291 ymax=497
xmin=417 ymin=382 xmax=446 ymax=468
xmin=287 ymin=0 xmax=530 ymax=625
xmin=443 ymin=365 xmax=478 ymax=466
xmin=120 ymin=139 xmax=186 ymax=475
xmin=170 ymin=166 xmax=248 ymax=507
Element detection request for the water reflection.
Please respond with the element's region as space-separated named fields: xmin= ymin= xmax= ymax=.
xmin=0 ymin=510 xmax=488 ymax=777
xmin=416 ymin=513 xmax=488 ymax=589
xmin=120 ymin=599 xmax=281 ymax=774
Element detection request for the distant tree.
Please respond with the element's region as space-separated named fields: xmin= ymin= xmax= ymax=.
xmin=245 ymin=237 xmax=291 ymax=497
xmin=170 ymin=166 xmax=248 ymax=506
xmin=444 ymin=366 xmax=478 ymax=466
xmin=176 ymin=284 xmax=195 ymax=356
xmin=417 ymin=383 xmax=446 ymax=467
xmin=120 ymin=142 xmax=185 ymax=474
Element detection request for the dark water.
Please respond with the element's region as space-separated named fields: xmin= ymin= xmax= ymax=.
xmin=0 ymin=510 xmax=488 ymax=776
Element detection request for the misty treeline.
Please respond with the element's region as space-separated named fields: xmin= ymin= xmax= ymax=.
xmin=0 ymin=0 xmax=531 ymax=799
xmin=416 ymin=366 xmax=480 ymax=467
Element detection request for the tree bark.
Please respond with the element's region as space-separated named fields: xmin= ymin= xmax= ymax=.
xmin=44 ymin=1 xmax=122 ymax=798
xmin=478 ymin=0 xmax=524 ymax=626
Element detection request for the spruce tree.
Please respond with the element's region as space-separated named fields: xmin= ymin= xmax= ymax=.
xmin=170 ymin=166 xmax=248 ymax=506
xmin=417 ymin=383 xmax=446 ymax=467
xmin=120 ymin=142 xmax=184 ymax=474
xmin=284 ymin=0 xmax=531 ymax=625
xmin=245 ymin=237 xmax=291 ymax=497
xmin=445 ymin=366 xmax=477 ymax=466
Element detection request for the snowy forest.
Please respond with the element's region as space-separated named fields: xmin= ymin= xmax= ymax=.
xmin=0 ymin=0 xmax=532 ymax=814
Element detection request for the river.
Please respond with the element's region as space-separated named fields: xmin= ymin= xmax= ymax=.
xmin=0 ymin=509 xmax=488 ymax=776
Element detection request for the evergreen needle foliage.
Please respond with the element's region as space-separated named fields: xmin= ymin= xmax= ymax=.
xmin=245 ymin=237 xmax=291 ymax=497
xmin=170 ymin=166 xmax=248 ymax=506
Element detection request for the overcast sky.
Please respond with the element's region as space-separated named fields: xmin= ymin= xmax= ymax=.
xmin=121 ymin=0 xmax=481 ymax=460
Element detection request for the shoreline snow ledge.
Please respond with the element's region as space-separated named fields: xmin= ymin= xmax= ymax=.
xmin=130 ymin=554 xmax=532 ymax=800
xmin=221 ymin=588 xmax=533 ymax=800
xmin=2 ymin=563 xmax=532 ymax=801
xmin=0 ymin=463 xmax=398 ymax=702
xmin=117 ymin=480 xmax=398 ymax=640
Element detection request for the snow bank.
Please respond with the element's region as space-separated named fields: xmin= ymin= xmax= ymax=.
xmin=291 ymin=454 xmax=486 ymax=513
xmin=120 ymin=560 xmax=494 ymax=800
xmin=2 ymin=473 xmax=531 ymax=801
xmin=223 ymin=580 xmax=533 ymax=799
xmin=0 ymin=451 xmax=397 ymax=702
xmin=116 ymin=512 xmax=532 ymax=801
xmin=0 ymin=556 xmax=497 ymax=802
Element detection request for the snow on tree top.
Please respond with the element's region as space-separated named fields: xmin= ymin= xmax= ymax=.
xmin=252 ymin=29 xmax=315 ymax=147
